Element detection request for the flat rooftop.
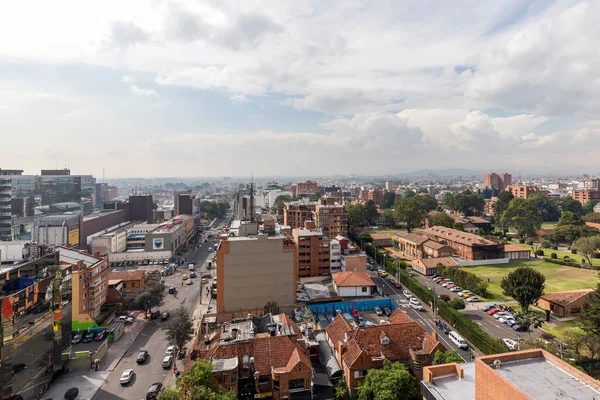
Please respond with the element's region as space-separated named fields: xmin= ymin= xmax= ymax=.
xmin=494 ymin=357 xmax=600 ymax=399
xmin=58 ymin=247 xmax=103 ymax=267
xmin=422 ymin=362 xmax=475 ymax=400
xmin=295 ymin=228 xmax=323 ymax=237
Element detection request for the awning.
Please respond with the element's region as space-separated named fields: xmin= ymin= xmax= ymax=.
xmin=316 ymin=332 xmax=343 ymax=379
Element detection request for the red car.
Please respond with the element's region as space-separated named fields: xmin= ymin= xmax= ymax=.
xmin=487 ymin=308 xmax=501 ymax=315
xmin=447 ymin=284 xmax=456 ymax=289
xmin=393 ymin=281 xmax=402 ymax=288
xmin=440 ymin=280 xmax=447 ymax=284
xmin=351 ymin=307 xmax=360 ymax=319
xmin=431 ymin=274 xmax=439 ymax=279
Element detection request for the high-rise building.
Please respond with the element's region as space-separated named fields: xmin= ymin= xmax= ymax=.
xmin=368 ymin=189 xmax=384 ymax=206
xmin=216 ymin=233 xmax=297 ymax=314
xmin=292 ymin=220 xmax=330 ymax=278
xmin=174 ymin=190 xmax=194 ymax=215
xmin=312 ymin=203 xmax=348 ymax=238
xmin=483 ymin=172 xmax=512 ymax=191
xmin=505 ymin=185 xmax=547 ymax=200
xmin=572 ymin=189 xmax=600 ymax=205
xmin=283 ymin=200 xmax=317 ymax=229
xmin=129 ymin=194 xmax=154 ymax=223
xmin=0 ymin=169 xmax=22 ymax=240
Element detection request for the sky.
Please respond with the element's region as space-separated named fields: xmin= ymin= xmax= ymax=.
xmin=1 ymin=0 xmax=600 ymax=178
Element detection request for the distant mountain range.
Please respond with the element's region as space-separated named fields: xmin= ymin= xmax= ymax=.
xmin=396 ymin=169 xmax=485 ymax=179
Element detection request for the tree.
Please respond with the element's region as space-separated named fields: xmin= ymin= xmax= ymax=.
xmin=166 ymin=305 xmax=195 ymax=353
xmin=364 ymin=200 xmax=379 ymax=225
xmin=403 ymin=190 xmax=416 ymax=199
xmin=501 ymin=198 xmax=542 ymax=238
xmin=556 ymin=196 xmax=585 ymax=215
xmin=356 ymin=360 xmax=420 ymax=400
xmin=136 ymin=280 xmax=164 ymax=313
xmin=549 ymin=224 xmax=600 ymax=248
xmin=357 ymin=232 xmax=373 ymax=244
xmin=449 ymin=297 xmax=465 ymax=310
xmin=584 ymin=212 xmax=600 ymax=223
xmin=513 ymin=311 xmax=543 ymax=335
xmin=429 ymin=212 xmax=455 ymax=228
xmin=309 ymin=192 xmax=321 ymax=202
xmin=581 ymin=274 xmax=600 ymax=336
xmin=168 ymin=359 xmax=237 ymax=400
xmin=382 ymin=192 xmax=396 ymax=209
xmin=500 ymin=267 xmax=546 ymax=312
xmin=379 ymin=209 xmax=396 ymax=227
xmin=583 ymin=200 xmax=599 ymax=215
xmin=158 ymin=388 xmax=182 ymax=400
xmin=527 ymin=194 xmax=561 ymax=222
xmin=557 ymin=211 xmax=585 ymax=227
xmin=493 ymin=190 xmax=514 ymax=232
xmin=443 ymin=192 xmax=484 ymax=216
xmin=562 ymin=327 xmax=600 ymax=361
xmin=394 ymin=195 xmax=437 ymax=232
xmin=415 ymin=195 xmax=438 ymax=213
xmin=347 ymin=203 xmax=366 ymax=230
xmin=271 ymin=195 xmax=292 ymax=215
xmin=574 ymin=236 xmax=600 ymax=267
xmin=433 ymin=350 xmax=464 ymax=365
xmin=334 ymin=379 xmax=350 ymax=400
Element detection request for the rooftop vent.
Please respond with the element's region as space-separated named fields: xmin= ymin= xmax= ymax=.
xmin=493 ymin=359 xmax=502 ymax=369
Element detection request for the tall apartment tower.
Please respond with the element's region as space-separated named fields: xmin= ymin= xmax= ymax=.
xmin=174 ymin=191 xmax=193 ymax=215
xmin=483 ymin=172 xmax=512 ymax=191
xmin=0 ymin=169 xmax=23 ymax=241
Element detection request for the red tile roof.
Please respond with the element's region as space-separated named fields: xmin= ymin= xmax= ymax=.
xmin=422 ymin=226 xmax=497 ymax=246
xmin=541 ymin=289 xmax=594 ymax=307
xmin=108 ymin=270 xmax=146 ymax=281
xmin=395 ymin=231 xmax=429 ymax=245
xmin=414 ymin=257 xmax=458 ymax=269
xmin=503 ymin=244 xmax=531 ymax=252
xmin=332 ymin=272 xmax=376 ymax=287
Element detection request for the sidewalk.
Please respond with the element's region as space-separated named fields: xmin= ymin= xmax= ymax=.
xmin=43 ymin=370 xmax=110 ymax=400
xmin=101 ymin=318 xmax=147 ymax=371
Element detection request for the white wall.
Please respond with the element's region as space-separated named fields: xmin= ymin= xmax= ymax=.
xmin=0 ymin=241 xmax=28 ymax=262
xmin=455 ymin=258 xmax=509 ymax=266
xmin=108 ymin=250 xmax=172 ymax=262
xmin=337 ymin=286 xmax=373 ymax=297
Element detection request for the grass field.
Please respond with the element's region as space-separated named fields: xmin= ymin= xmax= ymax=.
xmin=518 ymin=243 xmax=597 ymax=266
xmin=369 ymin=228 xmax=404 ymax=237
xmin=464 ymin=260 xmax=598 ymax=301
xmin=541 ymin=221 xmax=558 ymax=230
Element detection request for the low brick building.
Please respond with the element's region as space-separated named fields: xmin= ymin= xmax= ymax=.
xmin=108 ymin=270 xmax=147 ymax=291
xmin=412 ymin=257 xmax=458 ymax=276
xmin=421 ymin=226 xmax=504 ymax=261
xmin=503 ymin=244 xmax=531 ymax=261
xmin=537 ymin=289 xmax=594 ymax=318
xmin=370 ymin=233 xmax=393 ymax=247
xmin=325 ymin=309 xmax=442 ymax=392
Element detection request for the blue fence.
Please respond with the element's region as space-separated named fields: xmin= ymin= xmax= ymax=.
xmin=309 ymin=298 xmax=396 ymax=318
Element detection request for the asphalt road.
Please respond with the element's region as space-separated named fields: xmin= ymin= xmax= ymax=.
xmin=92 ymin=229 xmax=220 ymax=400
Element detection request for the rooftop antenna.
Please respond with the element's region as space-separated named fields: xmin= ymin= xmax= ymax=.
xmin=249 ymin=173 xmax=255 ymax=223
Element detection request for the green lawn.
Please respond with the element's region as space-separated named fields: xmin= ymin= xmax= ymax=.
xmin=370 ymin=228 xmax=404 ymax=238
xmin=519 ymin=243 xmax=594 ymax=266
xmin=464 ymin=260 xmax=599 ymax=301
xmin=541 ymin=221 xmax=558 ymax=230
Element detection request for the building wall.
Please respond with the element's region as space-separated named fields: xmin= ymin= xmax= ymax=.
xmin=283 ymin=203 xmax=317 ymax=230
xmin=572 ymin=189 xmax=600 ymax=205
xmin=313 ymin=205 xmax=348 ymax=238
xmin=337 ymin=285 xmax=373 ymax=297
xmin=129 ymin=195 xmax=153 ymax=223
xmin=217 ymin=235 xmax=296 ymax=313
xmin=293 ymin=231 xmax=330 ymax=278
xmin=538 ymin=295 xmax=591 ymax=318
xmin=341 ymin=254 xmax=366 ymax=272
xmin=70 ymin=258 xmax=109 ymax=330
xmin=79 ymin=209 xmax=127 ymax=249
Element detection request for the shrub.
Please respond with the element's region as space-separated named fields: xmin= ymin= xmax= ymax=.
xmin=540 ymin=332 xmax=555 ymax=341
xmin=535 ymin=250 xmax=544 ymax=256
xmin=564 ymin=255 xmax=570 ymax=261
xmin=551 ymin=253 xmax=557 ymax=259
xmin=571 ymin=248 xmax=578 ymax=254
xmin=542 ymin=240 xmax=552 ymax=248
xmin=593 ymin=253 xmax=600 ymax=259
xmin=552 ymin=245 xmax=558 ymax=250
xmin=449 ymin=297 xmax=465 ymax=310
xmin=519 ymin=238 xmax=526 ymax=244
xmin=526 ymin=239 xmax=534 ymax=246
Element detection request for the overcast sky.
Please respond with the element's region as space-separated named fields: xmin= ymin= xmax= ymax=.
xmin=1 ymin=0 xmax=599 ymax=178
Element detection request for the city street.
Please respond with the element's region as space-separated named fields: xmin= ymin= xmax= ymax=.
xmin=91 ymin=227 xmax=221 ymax=400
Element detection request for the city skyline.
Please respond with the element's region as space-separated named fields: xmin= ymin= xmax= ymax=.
xmin=2 ymin=1 xmax=600 ymax=177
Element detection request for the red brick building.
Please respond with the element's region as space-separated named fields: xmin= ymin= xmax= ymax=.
xmin=296 ymin=180 xmax=319 ymax=195
xmin=538 ymin=289 xmax=593 ymax=318
xmin=421 ymin=226 xmax=504 ymax=261
xmin=325 ymin=309 xmax=442 ymax=391
xmin=483 ymin=172 xmax=512 ymax=191
xmin=572 ymin=189 xmax=600 ymax=205
xmin=292 ymin=221 xmax=330 ymax=278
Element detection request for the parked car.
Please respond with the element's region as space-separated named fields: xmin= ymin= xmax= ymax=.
xmin=119 ymin=315 xmax=134 ymax=324
xmin=487 ymin=308 xmax=502 ymax=315
xmin=383 ymin=307 xmax=393 ymax=317
xmin=82 ymin=332 xmax=95 ymax=343
xmin=146 ymin=382 xmax=163 ymax=399
xmin=71 ymin=334 xmax=83 ymax=344
xmin=202 ymin=273 xmax=212 ymax=279
xmin=450 ymin=286 xmax=462 ymax=292
xmin=513 ymin=324 xmax=528 ymax=332
xmin=431 ymin=274 xmax=439 ymax=279
xmin=161 ymin=312 xmax=170 ymax=321
xmin=467 ymin=297 xmax=481 ymax=302
xmin=409 ymin=298 xmax=420 ymax=305
xmin=502 ymin=338 xmax=518 ymax=351
xmin=137 ymin=350 xmax=149 ymax=364
xmin=446 ymin=284 xmax=456 ymax=289
xmin=498 ymin=315 xmax=514 ymax=324
xmin=150 ymin=310 xmax=160 ymax=319
xmin=402 ymin=290 xmax=412 ymax=298
xmin=393 ymin=281 xmax=402 ymax=288
xmin=494 ymin=312 xmax=511 ymax=320
xmin=457 ymin=290 xmax=471 ymax=297
xmin=410 ymin=302 xmax=424 ymax=311
xmin=439 ymin=294 xmax=451 ymax=302
xmin=436 ymin=320 xmax=451 ymax=334
xmin=95 ymin=330 xmax=106 ymax=341
xmin=506 ymin=319 xmax=517 ymax=327
xmin=120 ymin=369 xmax=134 ymax=385
xmin=165 ymin=345 xmax=175 ymax=355
xmin=482 ymin=304 xmax=496 ymax=312
xmin=190 ymin=272 xmax=197 ymax=278
xmin=351 ymin=308 xmax=360 ymax=319
xmin=357 ymin=317 xmax=366 ymax=327
xmin=463 ymin=293 xmax=473 ymax=299
xmin=374 ymin=307 xmax=383 ymax=316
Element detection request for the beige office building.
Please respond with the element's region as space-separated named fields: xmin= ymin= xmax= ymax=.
xmin=313 ymin=204 xmax=348 ymax=238
xmin=216 ymin=234 xmax=297 ymax=314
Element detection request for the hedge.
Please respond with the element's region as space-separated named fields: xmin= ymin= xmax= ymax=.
xmin=437 ymin=266 xmax=489 ymax=297
xmin=543 ymin=257 xmax=599 ymax=269
xmin=398 ymin=271 xmax=506 ymax=355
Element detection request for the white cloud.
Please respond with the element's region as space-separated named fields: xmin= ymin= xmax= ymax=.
xmin=122 ymin=74 xmax=136 ymax=84
xmin=230 ymin=94 xmax=249 ymax=103
xmin=63 ymin=109 xmax=91 ymax=119
xmin=129 ymin=84 xmax=158 ymax=97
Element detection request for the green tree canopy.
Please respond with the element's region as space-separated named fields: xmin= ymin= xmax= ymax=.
xmin=364 ymin=200 xmax=379 ymax=225
xmin=574 ymin=236 xmax=600 ymax=266
xmin=584 ymin=212 xmax=600 ymax=223
xmin=557 ymin=211 xmax=585 ymax=227
xmin=433 ymin=350 xmax=464 ymax=365
xmin=271 ymin=195 xmax=293 ymax=215
xmin=581 ymin=275 xmax=600 ymax=337
xmin=583 ymin=200 xmax=599 ymax=215
xmin=493 ymin=190 xmax=515 ymax=232
xmin=429 ymin=212 xmax=455 ymax=228
xmin=404 ymin=190 xmax=416 ymax=199
xmin=501 ymin=198 xmax=542 ymax=238
xmin=135 ymin=280 xmax=164 ymax=313
xmin=527 ymin=194 xmax=561 ymax=222
xmin=379 ymin=209 xmax=396 ymax=227
xmin=347 ymin=203 xmax=367 ymax=230
xmin=556 ymin=197 xmax=585 ymax=215
xmin=500 ymin=267 xmax=546 ymax=312
xmin=442 ymin=191 xmax=484 ymax=216
xmin=165 ymin=305 xmax=195 ymax=353
xmin=449 ymin=297 xmax=466 ymax=310
xmin=356 ymin=360 xmax=420 ymax=400
xmin=394 ymin=195 xmax=437 ymax=232
xmin=382 ymin=192 xmax=396 ymax=209
xmin=513 ymin=311 xmax=544 ymax=335
xmin=549 ymin=224 xmax=599 ymax=246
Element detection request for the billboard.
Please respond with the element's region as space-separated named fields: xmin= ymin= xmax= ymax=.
xmin=68 ymin=228 xmax=79 ymax=246
xmin=153 ymin=238 xmax=164 ymax=250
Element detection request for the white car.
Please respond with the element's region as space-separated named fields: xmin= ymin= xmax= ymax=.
xmin=410 ymin=302 xmax=424 ymax=311
xmin=502 ymin=338 xmax=518 ymax=351
xmin=498 ymin=316 xmax=514 ymax=324
xmin=409 ymin=298 xmax=420 ymax=305
xmin=118 ymin=315 xmax=134 ymax=324
xmin=450 ymin=286 xmax=462 ymax=292
xmin=120 ymin=369 xmax=134 ymax=385
xmin=467 ymin=297 xmax=481 ymax=302
xmin=494 ymin=312 xmax=510 ymax=320
xmin=458 ymin=291 xmax=471 ymax=297
xmin=402 ymin=290 xmax=412 ymax=298
xmin=441 ymin=281 xmax=453 ymax=287
xmin=165 ymin=345 xmax=175 ymax=355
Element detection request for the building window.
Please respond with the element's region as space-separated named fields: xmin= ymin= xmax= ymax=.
xmin=354 ymin=370 xmax=367 ymax=378
xmin=361 ymin=287 xmax=368 ymax=293
xmin=289 ymin=379 xmax=304 ymax=390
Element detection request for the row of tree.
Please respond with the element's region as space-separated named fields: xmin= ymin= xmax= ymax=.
xmin=199 ymin=200 xmax=230 ymax=220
